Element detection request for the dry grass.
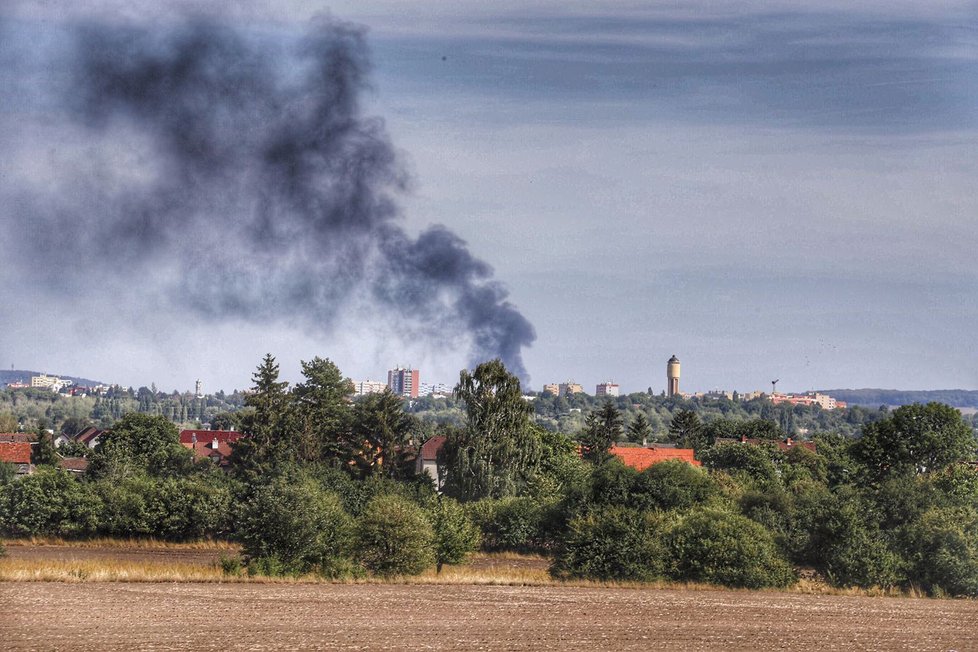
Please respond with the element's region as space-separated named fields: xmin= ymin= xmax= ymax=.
xmin=0 ymin=540 xmax=936 ymax=598
xmin=2 ymin=536 xmax=239 ymax=551
xmin=0 ymin=558 xmax=232 ymax=583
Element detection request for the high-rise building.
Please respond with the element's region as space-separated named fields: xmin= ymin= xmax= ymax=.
xmin=667 ymin=355 xmax=681 ymax=397
xmin=596 ymin=382 xmax=620 ymax=397
xmin=387 ymin=367 xmax=419 ymax=399
xmin=559 ymin=382 xmax=584 ymax=397
xmin=542 ymin=383 xmax=560 ymax=396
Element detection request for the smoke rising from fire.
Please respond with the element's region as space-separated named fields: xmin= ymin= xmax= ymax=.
xmin=6 ymin=17 xmax=535 ymax=381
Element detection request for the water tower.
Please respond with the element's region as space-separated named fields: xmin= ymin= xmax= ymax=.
xmin=667 ymin=355 xmax=681 ymax=397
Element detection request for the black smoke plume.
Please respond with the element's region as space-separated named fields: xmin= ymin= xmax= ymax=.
xmin=9 ymin=18 xmax=535 ymax=381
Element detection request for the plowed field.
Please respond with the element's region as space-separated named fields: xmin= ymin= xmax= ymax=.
xmin=2 ymin=581 xmax=976 ymax=650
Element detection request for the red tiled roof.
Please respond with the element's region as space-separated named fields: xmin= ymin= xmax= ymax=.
xmin=58 ymin=457 xmax=89 ymax=473
xmin=419 ymin=436 xmax=447 ymax=461
xmin=179 ymin=430 xmax=244 ymax=445
xmin=182 ymin=438 xmax=235 ymax=466
xmin=0 ymin=433 xmax=32 ymax=443
xmin=0 ymin=442 xmax=32 ymax=464
xmin=609 ymin=445 xmax=701 ymax=471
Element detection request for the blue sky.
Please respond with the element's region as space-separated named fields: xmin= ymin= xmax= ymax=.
xmin=1 ymin=1 xmax=976 ymax=393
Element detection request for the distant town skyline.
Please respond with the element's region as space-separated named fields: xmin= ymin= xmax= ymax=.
xmin=2 ymin=1 xmax=976 ymax=393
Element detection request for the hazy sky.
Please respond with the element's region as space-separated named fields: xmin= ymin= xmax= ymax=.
xmin=2 ymin=1 xmax=976 ymax=394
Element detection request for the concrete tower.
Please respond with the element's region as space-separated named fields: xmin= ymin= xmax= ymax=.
xmin=666 ymin=355 xmax=681 ymax=397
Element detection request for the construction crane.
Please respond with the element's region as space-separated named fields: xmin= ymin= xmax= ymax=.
xmin=771 ymin=379 xmax=780 ymax=395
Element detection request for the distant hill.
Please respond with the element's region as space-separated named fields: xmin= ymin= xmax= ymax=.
xmin=820 ymin=389 xmax=978 ymax=409
xmin=0 ymin=369 xmax=108 ymax=388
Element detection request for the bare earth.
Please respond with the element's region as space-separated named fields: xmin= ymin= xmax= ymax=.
xmin=3 ymin=581 xmax=978 ymax=651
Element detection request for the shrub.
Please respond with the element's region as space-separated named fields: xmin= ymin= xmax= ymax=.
xmin=631 ymin=460 xmax=717 ymax=512
xmin=219 ymin=554 xmax=242 ymax=577
xmin=237 ymin=476 xmax=353 ymax=576
xmin=355 ymin=495 xmax=434 ymax=577
xmin=148 ymin=475 xmax=233 ymax=540
xmin=428 ymin=498 xmax=481 ymax=572
xmin=805 ymin=489 xmax=902 ymax=589
xmin=468 ymin=497 xmax=545 ymax=552
xmin=589 ymin=458 xmax=638 ymax=506
xmin=901 ymin=507 xmax=978 ymax=597
xmin=666 ymin=507 xmax=796 ymax=589
xmin=550 ymin=506 xmax=669 ymax=582
xmin=0 ymin=468 xmax=101 ymax=537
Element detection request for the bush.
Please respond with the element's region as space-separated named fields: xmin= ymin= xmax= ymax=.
xmin=148 ymin=475 xmax=233 ymax=540
xmin=550 ymin=506 xmax=669 ymax=582
xmin=237 ymin=476 xmax=353 ymax=576
xmin=631 ymin=460 xmax=717 ymax=512
xmin=902 ymin=507 xmax=978 ymax=597
xmin=589 ymin=458 xmax=638 ymax=506
xmin=0 ymin=468 xmax=101 ymax=537
xmin=468 ymin=497 xmax=545 ymax=552
xmin=666 ymin=507 xmax=796 ymax=589
xmin=355 ymin=495 xmax=434 ymax=577
xmin=428 ymin=498 xmax=480 ymax=572
xmin=805 ymin=489 xmax=902 ymax=589
xmin=219 ymin=554 xmax=242 ymax=576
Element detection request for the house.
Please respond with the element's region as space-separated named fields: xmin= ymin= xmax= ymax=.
xmin=57 ymin=456 xmax=89 ymax=476
xmin=179 ymin=430 xmax=244 ymax=468
xmin=415 ymin=436 xmax=447 ymax=490
xmin=0 ymin=442 xmax=34 ymax=475
xmin=74 ymin=427 xmax=105 ymax=449
xmin=608 ymin=445 xmax=702 ymax=471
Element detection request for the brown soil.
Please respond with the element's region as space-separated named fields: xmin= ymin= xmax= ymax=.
xmin=2 ymin=582 xmax=977 ymax=651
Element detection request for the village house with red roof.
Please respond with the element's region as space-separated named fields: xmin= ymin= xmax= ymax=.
xmin=609 ymin=445 xmax=702 ymax=471
xmin=0 ymin=441 xmax=34 ymax=475
xmin=179 ymin=430 xmax=244 ymax=468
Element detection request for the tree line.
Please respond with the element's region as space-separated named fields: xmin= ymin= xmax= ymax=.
xmin=1 ymin=355 xmax=977 ymax=595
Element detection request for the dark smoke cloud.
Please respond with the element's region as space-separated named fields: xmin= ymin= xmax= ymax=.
xmin=8 ymin=17 xmax=535 ymax=380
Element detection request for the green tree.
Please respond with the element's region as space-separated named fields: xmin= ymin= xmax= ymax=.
xmin=88 ymin=413 xmax=192 ymax=478
xmin=231 ymin=354 xmax=291 ymax=477
xmin=237 ymin=475 xmax=353 ymax=576
xmin=669 ymin=410 xmax=708 ymax=451
xmin=355 ymin=494 xmax=435 ymax=577
xmin=31 ymin=427 xmax=58 ymax=466
xmin=666 ymin=507 xmax=796 ymax=589
xmin=428 ymin=497 xmax=481 ymax=573
xmin=699 ymin=443 xmax=781 ymax=489
xmin=443 ymin=360 xmax=540 ymax=501
xmin=550 ymin=507 xmax=668 ymax=582
xmin=630 ymin=459 xmax=718 ymax=512
xmin=292 ymin=357 xmax=353 ymax=464
xmin=579 ymin=400 xmax=623 ymax=462
xmin=852 ymin=403 xmax=977 ymax=483
xmin=0 ymin=467 xmax=101 ymax=537
xmin=626 ymin=412 xmax=652 ymax=444
xmin=352 ymin=389 xmax=417 ymax=478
